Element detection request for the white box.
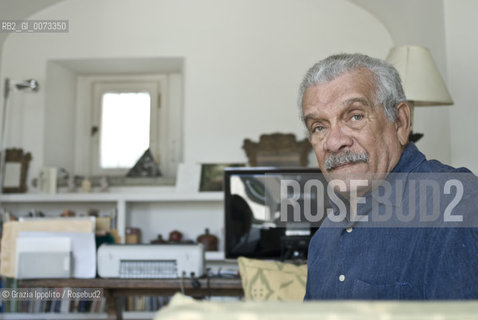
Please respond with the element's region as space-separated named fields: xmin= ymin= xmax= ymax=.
xmin=15 ymin=237 xmax=72 ymax=279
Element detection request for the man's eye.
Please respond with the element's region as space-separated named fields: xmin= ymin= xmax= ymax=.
xmin=312 ymin=126 xmax=324 ymax=133
xmin=351 ymin=114 xmax=364 ymax=121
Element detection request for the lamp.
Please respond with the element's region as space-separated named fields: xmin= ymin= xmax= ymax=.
xmin=386 ymin=45 xmax=453 ymax=142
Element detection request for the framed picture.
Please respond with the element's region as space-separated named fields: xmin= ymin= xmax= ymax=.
xmin=199 ymin=163 xmax=245 ymax=192
xmin=2 ymin=149 xmax=32 ymax=193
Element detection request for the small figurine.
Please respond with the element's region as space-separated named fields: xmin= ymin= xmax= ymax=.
xmin=125 ymin=227 xmax=142 ymax=244
xmin=61 ymin=210 xmax=76 ymax=217
xmin=150 ymin=234 xmax=167 ymax=244
xmin=67 ymin=175 xmax=76 ymax=192
xmin=99 ymin=176 xmax=109 ymax=192
xmin=81 ymin=178 xmax=91 ymax=193
xmin=169 ymin=230 xmax=183 ymax=243
xmin=197 ymin=228 xmax=218 ymax=251
xmin=88 ymin=209 xmax=99 ymax=217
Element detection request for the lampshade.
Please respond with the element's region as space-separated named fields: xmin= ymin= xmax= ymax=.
xmin=386 ymin=45 xmax=453 ymax=106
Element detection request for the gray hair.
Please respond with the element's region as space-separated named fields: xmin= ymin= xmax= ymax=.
xmin=298 ymin=53 xmax=407 ymax=122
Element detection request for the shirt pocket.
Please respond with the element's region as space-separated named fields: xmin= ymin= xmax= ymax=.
xmin=351 ymin=279 xmax=413 ymax=300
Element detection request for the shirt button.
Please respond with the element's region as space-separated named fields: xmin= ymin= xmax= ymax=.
xmin=346 ymin=227 xmax=353 ymax=233
xmin=339 ymin=274 xmax=345 ymax=282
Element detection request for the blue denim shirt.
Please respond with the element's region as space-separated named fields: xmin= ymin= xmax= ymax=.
xmin=304 ymin=143 xmax=478 ymax=300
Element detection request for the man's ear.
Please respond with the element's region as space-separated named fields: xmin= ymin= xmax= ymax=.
xmin=395 ymin=102 xmax=411 ymax=146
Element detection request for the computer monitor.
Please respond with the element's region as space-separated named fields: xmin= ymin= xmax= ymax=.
xmin=224 ymin=167 xmax=329 ymax=261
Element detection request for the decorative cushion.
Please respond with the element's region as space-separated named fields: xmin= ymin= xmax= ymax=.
xmin=237 ymin=257 xmax=307 ymax=301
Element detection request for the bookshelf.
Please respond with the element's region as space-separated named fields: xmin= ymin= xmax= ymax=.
xmin=0 ymin=311 xmax=156 ymax=319
xmin=0 ymin=190 xmax=232 ymax=319
xmin=0 ymin=191 xmax=225 ymax=256
xmin=14 ymin=278 xmax=243 ymax=320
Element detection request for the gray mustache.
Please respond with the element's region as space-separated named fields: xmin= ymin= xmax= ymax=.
xmin=324 ymin=151 xmax=369 ymax=171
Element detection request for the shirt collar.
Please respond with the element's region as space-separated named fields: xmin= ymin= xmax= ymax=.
xmin=391 ymin=142 xmax=426 ymax=173
xmin=369 ymin=143 xmax=426 ymax=209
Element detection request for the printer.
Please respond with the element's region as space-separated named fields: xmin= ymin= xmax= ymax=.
xmin=97 ymin=243 xmax=205 ymax=278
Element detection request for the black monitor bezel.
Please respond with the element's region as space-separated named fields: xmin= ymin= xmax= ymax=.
xmin=224 ymin=167 xmax=322 ymax=260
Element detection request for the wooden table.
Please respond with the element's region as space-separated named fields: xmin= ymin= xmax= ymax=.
xmin=19 ymin=277 xmax=244 ymax=320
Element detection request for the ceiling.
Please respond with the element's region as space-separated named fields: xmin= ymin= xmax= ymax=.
xmin=0 ymin=0 xmax=391 ymax=50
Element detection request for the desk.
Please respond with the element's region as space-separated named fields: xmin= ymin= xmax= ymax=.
xmin=19 ymin=278 xmax=244 ymax=320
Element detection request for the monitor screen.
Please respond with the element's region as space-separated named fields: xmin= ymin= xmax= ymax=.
xmin=224 ymin=167 xmax=329 ymax=260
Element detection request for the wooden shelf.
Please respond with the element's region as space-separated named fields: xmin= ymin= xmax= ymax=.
xmin=19 ymin=277 xmax=243 ymax=297
xmin=15 ymin=278 xmax=243 ymax=319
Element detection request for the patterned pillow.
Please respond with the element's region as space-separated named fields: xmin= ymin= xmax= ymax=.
xmin=237 ymin=257 xmax=307 ymax=301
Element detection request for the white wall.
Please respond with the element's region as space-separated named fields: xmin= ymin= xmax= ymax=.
xmin=444 ymin=0 xmax=478 ymax=173
xmin=44 ymin=61 xmax=77 ymax=171
xmin=0 ymin=0 xmax=393 ymax=183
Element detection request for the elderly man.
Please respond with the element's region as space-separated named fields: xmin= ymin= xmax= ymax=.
xmin=300 ymin=53 xmax=478 ymax=300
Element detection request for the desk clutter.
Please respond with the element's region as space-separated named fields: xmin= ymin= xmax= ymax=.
xmin=0 ymin=215 xmax=208 ymax=280
xmin=0 ymin=211 xmax=219 ymax=316
xmin=0 ymin=217 xmax=97 ymax=279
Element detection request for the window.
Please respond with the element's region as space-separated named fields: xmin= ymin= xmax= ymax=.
xmin=90 ymin=81 xmax=161 ymax=176
xmin=74 ymin=74 xmax=182 ymax=179
xmin=99 ymin=92 xmax=151 ymax=169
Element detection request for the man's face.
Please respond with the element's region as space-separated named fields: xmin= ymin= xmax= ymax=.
xmin=301 ymin=69 xmax=404 ymax=190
